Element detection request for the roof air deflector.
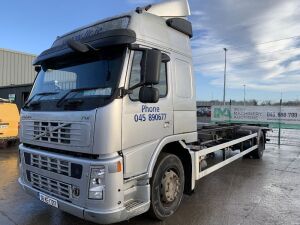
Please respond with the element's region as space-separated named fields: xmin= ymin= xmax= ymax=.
xmin=146 ymin=0 xmax=191 ymax=18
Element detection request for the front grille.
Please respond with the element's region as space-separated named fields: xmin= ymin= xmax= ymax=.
xmin=22 ymin=120 xmax=91 ymax=147
xmin=28 ymin=171 xmax=71 ymax=200
xmin=31 ymin=153 xmax=71 ymax=176
xmin=33 ymin=121 xmax=72 ymax=144
xmin=24 ymin=152 xmax=83 ymax=179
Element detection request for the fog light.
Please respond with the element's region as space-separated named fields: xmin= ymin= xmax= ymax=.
xmin=89 ymin=187 xmax=104 ymax=199
xmin=72 ymin=186 xmax=80 ymax=198
xmin=89 ymin=167 xmax=105 ymax=200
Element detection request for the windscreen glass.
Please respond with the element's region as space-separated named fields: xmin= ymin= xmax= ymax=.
xmin=26 ymin=47 xmax=125 ymax=111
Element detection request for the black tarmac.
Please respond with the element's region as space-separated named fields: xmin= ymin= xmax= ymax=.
xmin=0 ymin=144 xmax=299 ymax=225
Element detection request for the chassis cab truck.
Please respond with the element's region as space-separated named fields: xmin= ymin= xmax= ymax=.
xmin=18 ymin=0 xmax=268 ymax=223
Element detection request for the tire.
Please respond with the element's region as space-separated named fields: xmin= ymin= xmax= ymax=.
xmin=250 ymin=132 xmax=265 ymax=159
xmin=149 ymin=153 xmax=185 ymax=221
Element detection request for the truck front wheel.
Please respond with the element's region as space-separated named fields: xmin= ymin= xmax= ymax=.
xmin=149 ymin=153 xmax=185 ymax=220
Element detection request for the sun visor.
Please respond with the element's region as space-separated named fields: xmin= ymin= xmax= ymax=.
xmin=33 ymin=16 xmax=136 ymax=65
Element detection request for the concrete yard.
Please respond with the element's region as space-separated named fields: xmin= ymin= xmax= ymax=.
xmin=0 ymin=144 xmax=299 ymax=225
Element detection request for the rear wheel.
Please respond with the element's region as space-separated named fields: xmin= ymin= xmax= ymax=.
xmin=241 ymin=131 xmax=265 ymax=159
xmin=250 ymin=132 xmax=265 ymax=159
xmin=149 ymin=153 xmax=185 ymax=221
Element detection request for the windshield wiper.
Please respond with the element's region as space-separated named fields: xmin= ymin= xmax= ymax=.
xmin=23 ymin=92 xmax=59 ymax=108
xmin=56 ymin=87 xmax=105 ymax=107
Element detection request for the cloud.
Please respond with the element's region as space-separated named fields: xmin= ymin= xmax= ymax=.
xmin=125 ymin=0 xmax=300 ymax=99
xmin=189 ymin=0 xmax=300 ymax=93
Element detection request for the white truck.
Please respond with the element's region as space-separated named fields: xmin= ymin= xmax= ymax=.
xmin=18 ymin=0 xmax=269 ymax=224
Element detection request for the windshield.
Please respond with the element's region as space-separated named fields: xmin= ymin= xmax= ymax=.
xmin=26 ymin=47 xmax=125 ymax=111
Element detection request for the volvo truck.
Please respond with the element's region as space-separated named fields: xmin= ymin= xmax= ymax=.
xmin=18 ymin=0 xmax=269 ymax=223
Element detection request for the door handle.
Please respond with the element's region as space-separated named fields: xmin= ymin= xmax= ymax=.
xmin=164 ymin=121 xmax=170 ymax=128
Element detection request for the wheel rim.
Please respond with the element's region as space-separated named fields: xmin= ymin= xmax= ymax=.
xmin=160 ymin=169 xmax=180 ymax=204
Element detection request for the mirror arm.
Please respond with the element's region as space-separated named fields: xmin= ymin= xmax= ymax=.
xmin=129 ymin=44 xmax=143 ymax=51
xmin=129 ymin=44 xmax=154 ymax=52
xmin=117 ymin=82 xmax=148 ymax=98
xmin=129 ymin=44 xmax=169 ymax=63
xmin=128 ymin=82 xmax=145 ymax=91
xmin=35 ymin=66 xmax=41 ymax=73
xmin=162 ymin=53 xmax=170 ymax=63
xmin=116 ymin=87 xmax=133 ymax=98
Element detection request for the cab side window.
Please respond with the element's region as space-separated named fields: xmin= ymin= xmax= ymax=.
xmin=129 ymin=51 xmax=168 ymax=101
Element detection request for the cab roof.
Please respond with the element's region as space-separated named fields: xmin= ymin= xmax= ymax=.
xmin=33 ymin=0 xmax=193 ymax=65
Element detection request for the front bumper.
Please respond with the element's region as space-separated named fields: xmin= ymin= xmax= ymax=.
xmin=19 ymin=177 xmax=148 ymax=224
xmin=18 ymin=144 xmax=150 ymax=224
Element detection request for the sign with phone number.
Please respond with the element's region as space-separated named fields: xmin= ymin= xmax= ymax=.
xmin=134 ymin=105 xmax=167 ymax=122
xmin=212 ymin=106 xmax=300 ymax=128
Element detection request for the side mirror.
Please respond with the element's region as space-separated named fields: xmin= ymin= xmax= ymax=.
xmin=141 ymin=49 xmax=162 ymax=85
xmin=139 ymin=86 xmax=159 ymax=103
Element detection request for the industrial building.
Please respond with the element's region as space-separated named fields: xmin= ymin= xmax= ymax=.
xmin=0 ymin=48 xmax=36 ymax=109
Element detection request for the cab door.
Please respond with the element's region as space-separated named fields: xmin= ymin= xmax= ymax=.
xmin=121 ymin=49 xmax=173 ymax=178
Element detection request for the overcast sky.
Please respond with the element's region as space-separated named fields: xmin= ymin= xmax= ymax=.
xmin=189 ymin=0 xmax=300 ymax=102
xmin=1 ymin=0 xmax=300 ymax=102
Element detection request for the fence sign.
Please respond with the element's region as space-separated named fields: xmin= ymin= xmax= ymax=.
xmin=211 ymin=106 xmax=300 ymax=129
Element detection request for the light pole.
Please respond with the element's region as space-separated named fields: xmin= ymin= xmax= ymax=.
xmin=243 ymin=84 xmax=246 ymax=107
xmin=223 ymin=48 xmax=228 ymax=106
xmin=278 ymin=92 xmax=283 ymax=146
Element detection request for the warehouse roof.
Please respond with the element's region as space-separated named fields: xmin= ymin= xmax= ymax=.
xmin=0 ymin=48 xmax=36 ymax=87
xmin=0 ymin=48 xmax=36 ymax=57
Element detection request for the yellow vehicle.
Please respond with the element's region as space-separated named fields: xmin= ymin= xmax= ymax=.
xmin=0 ymin=98 xmax=20 ymax=147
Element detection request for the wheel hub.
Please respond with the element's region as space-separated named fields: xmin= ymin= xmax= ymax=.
xmin=160 ymin=169 xmax=180 ymax=203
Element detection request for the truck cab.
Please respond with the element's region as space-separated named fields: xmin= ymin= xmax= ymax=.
xmin=19 ymin=1 xmax=198 ymax=223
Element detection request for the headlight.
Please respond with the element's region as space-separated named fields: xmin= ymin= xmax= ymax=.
xmin=89 ymin=167 xmax=105 ymax=200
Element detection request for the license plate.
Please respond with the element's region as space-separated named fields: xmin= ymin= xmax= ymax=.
xmin=0 ymin=125 xmax=8 ymax=129
xmin=39 ymin=193 xmax=58 ymax=208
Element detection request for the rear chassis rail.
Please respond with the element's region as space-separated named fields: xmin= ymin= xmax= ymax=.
xmin=190 ymin=133 xmax=258 ymax=180
xmin=197 ymin=124 xmax=241 ymax=147
xmin=189 ymin=123 xmax=265 ymax=181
